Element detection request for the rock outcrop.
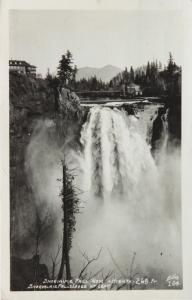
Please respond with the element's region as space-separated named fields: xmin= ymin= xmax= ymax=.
xmin=11 ymin=255 xmax=49 ymax=290
xmin=9 ymin=73 xmax=82 ymax=257
xmin=151 ymin=96 xmax=181 ymax=151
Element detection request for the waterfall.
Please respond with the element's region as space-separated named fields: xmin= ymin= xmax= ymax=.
xmin=160 ymin=108 xmax=169 ymax=152
xmin=25 ymin=103 xmax=181 ymax=285
xmin=72 ymin=104 xmax=181 ymax=280
xmin=80 ymin=105 xmax=159 ymax=199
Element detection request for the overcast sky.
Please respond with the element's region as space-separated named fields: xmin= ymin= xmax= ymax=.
xmin=10 ymin=10 xmax=183 ymax=76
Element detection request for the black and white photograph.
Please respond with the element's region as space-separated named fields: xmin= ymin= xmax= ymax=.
xmin=2 ymin=1 xmax=192 ymax=297
xmin=8 ymin=8 xmax=183 ymax=292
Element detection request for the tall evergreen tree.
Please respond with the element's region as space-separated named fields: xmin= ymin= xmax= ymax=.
xmin=130 ymin=66 xmax=134 ymax=83
xmin=167 ymin=52 xmax=176 ymax=75
xmin=57 ymin=50 xmax=74 ymax=86
xmin=57 ymin=160 xmax=80 ymax=281
xmin=146 ymin=62 xmax=151 ymax=78
xmin=123 ymin=67 xmax=129 ymax=84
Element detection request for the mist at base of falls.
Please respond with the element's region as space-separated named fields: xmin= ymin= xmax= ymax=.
xmin=25 ymin=103 xmax=182 ymax=287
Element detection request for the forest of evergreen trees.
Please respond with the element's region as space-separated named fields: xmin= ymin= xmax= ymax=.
xmin=46 ymin=52 xmax=181 ymax=98
xmin=109 ymin=53 xmax=181 ymax=97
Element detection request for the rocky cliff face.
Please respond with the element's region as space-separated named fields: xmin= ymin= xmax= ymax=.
xmin=11 ymin=255 xmax=49 ymax=290
xmin=151 ymin=96 xmax=181 ymax=151
xmin=10 ymin=72 xmax=54 ymax=255
xmin=9 ymin=72 xmax=82 ymax=257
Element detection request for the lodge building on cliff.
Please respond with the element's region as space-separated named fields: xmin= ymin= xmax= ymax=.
xmin=9 ymin=60 xmax=36 ymax=77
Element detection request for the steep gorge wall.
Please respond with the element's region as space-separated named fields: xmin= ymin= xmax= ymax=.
xmin=9 ymin=72 xmax=82 ymax=256
xmin=151 ymin=96 xmax=181 ymax=151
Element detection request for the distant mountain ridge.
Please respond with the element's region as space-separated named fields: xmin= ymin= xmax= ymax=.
xmin=76 ymin=64 xmax=122 ymax=83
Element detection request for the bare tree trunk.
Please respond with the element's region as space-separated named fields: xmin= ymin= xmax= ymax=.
xmin=57 ymin=164 xmax=71 ymax=280
xmin=51 ymin=262 xmax=55 ymax=280
xmin=33 ymin=220 xmax=40 ymax=284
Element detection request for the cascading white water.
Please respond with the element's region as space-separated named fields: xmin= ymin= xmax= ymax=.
xmin=72 ymin=104 xmax=181 ymax=283
xmin=160 ymin=108 xmax=169 ymax=153
xmin=79 ymin=105 xmax=158 ymax=199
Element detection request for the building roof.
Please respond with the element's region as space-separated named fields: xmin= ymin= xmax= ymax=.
xmin=127 ymin=83 xmax=140 ymax=88
xmin=9 ymin=60 xmax=36 ymax=68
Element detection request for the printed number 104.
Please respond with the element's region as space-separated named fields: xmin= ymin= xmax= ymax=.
xmin=168 ymin=280 xmax=180 ymax=287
